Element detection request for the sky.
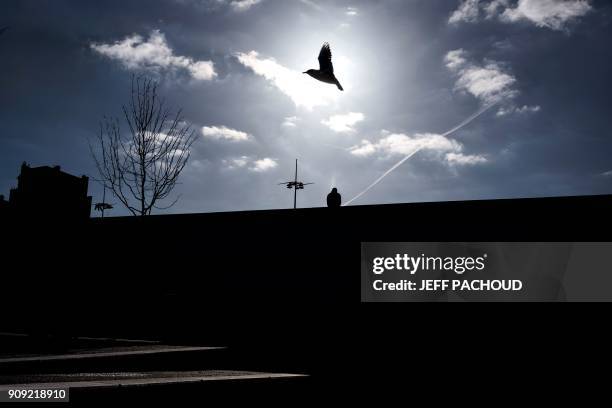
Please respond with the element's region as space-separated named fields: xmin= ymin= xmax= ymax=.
xmin=1 ymin=0 xmax=611 ymax=215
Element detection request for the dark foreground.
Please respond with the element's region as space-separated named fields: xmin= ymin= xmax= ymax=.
xmin=0 ymin=334 xmax=311 ymax=403
xmin=1 ymin=195 xmax=611 ymax=401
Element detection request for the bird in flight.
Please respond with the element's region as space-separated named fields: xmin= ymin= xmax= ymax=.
xmin=303 ymin=42 xmax=344 ymax=91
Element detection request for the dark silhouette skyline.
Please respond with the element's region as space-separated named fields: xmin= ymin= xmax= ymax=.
xmin=1 ymin=162 xmax=91 ymax=219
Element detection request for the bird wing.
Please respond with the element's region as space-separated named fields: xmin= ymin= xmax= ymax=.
xmin=317 ymin=42 xmax=333 ymax=73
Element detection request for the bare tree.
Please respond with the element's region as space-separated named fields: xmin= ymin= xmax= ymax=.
xmin=91 ymin=76 xmax=197 ymax=216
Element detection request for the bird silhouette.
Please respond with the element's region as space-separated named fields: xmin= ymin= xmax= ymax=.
xmin=303 ymin=42 xmax=344 ymax=91
xmin=0 ymin=26 xmax=9 ymax=36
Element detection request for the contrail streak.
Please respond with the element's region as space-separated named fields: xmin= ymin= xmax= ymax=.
xmin=343 ymin=102 xmax=497 ymax=206
xmin=343 ymin=148 xmax=421 ymax=206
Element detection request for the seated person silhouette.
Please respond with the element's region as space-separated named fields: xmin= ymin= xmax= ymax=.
xmin=327 ymin=187 xmax=341 ymax=208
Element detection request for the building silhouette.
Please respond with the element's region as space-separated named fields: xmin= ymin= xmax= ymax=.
xmin=4 ymin=162 xmax=92 ymax=219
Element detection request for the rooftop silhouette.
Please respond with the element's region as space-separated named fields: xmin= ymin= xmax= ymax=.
xmin=1 ymin=162 xmax=92 ymax=220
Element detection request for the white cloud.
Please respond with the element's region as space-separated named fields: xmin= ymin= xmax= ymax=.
xmin=602 ymin=170 xmax=612 ymax=177
xmin=501 ymin=0 xmax=592 ymax=30
xmin=445 ymin=49 xmax=517 ymax=104
xmin=444 ymin=49 xmax=468 ymax=71
xmin=230 ymin=0 xmax=262 ymax=12
xmin=496 ymin=106 xmax=513 ymax=116
xmin=282 ymin=116 xmax=300 ymax=128
xmin=349 ymin=131 xmax=487 ymax=167
xmin=321 ymin=112 xmax=365 ymax=133
xmin=250 ymin=158 xmax=278 ymax=172
xmin=235 ymin=51 xmax=340 ymax=109
xmin=222 ymin=156 xmax=250 ymax=169
xmin=349 ymin=140 xmax=377 ymax=157
xmin=187 ymin=61 xmax=217 ymax=81
xmin=449 ymin=0 xmax=512 ymax=22
xmin=91 ymin=30 xmax=216 ymax=80
xmin=497 ymin=104 xmax=541 ymax=116
xmin=346 ymin=7 xmax=359 ymax=16
xmin=518 ymin=105 xmax=541 ymax=113
xmin=455 ymin=64 xmax=517 ymax=102
xmin=483 ymin=0 xmax=511 ymax=19
xmin=449 ymin=0 xmax=481 ymax=24
xmin=349 ymin=132 xmax=460 ymax=157
xmin=448 ymin=0 xmax=592 ymax=31
xmin=222 ymin=156 xmax=277 ymax=172
xmin=445 ymin=152 xmax=488 ymax=165
xmin=202 ymin=125 xmax=251 ymax=141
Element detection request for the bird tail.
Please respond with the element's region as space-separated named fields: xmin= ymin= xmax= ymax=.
xmin=336 ymin=81 xmax=344 ymax=91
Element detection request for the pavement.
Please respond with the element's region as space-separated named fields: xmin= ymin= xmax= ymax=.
xmin=0 ymin=345 xmax=222 ymax=363
xmin=0 ymin=332 xmax=309 ymax=402
xmin=0 ymin=370 xmax=306 ymax=391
